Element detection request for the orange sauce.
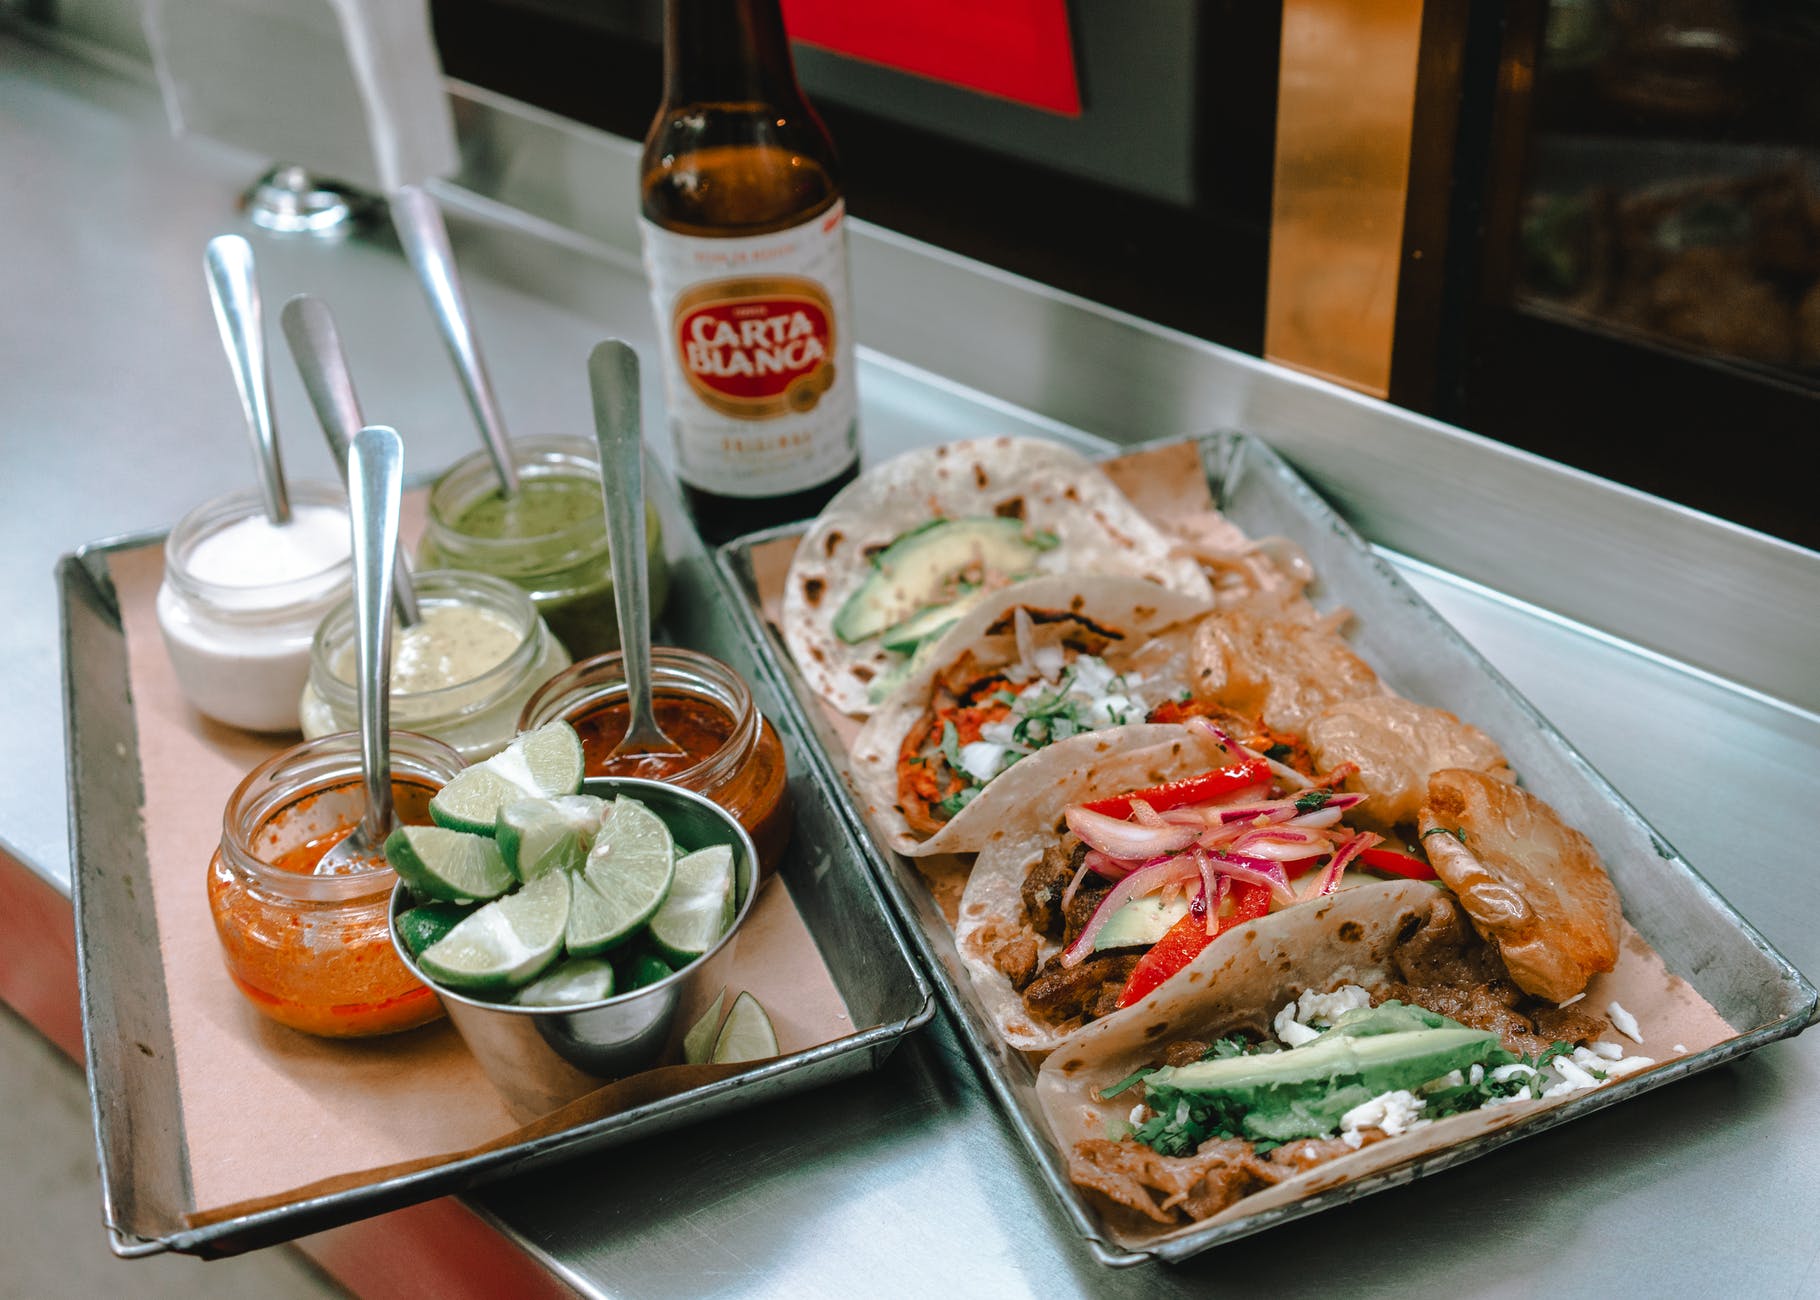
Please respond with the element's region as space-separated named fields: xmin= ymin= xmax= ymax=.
xmin=208 ymin=778 xmax=445 ymax=1038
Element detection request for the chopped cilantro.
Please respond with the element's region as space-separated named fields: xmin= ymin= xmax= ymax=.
xmin=1204 ymin=1036 xmax=1254 ymax=1060
xmin=1264 ymin=743 xmax=1294 ymax=762
xmin=1422 ymin=826 xmax=1467 ymax=844
xmin=1100 ymin=1067 xmax=1155 ymax=1101
xmin=992 ymin=689 xmax=1017 ymax=706
xmin=936 ymin=787 xmax=981 ymax=819
xmin=1294 ymin=790 xmax=1333 ymax=813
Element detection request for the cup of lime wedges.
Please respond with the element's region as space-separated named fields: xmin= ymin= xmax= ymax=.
xmin=388 ymin=755 xmax=760 ymax=1120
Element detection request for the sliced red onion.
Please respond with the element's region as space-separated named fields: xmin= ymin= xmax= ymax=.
xmin=1128 ymin=798 xmax=1168 ymax=828
xmin=1160 ymin=807 xmax=1216 ymax=827
xmin=1204 ymin=869 xmax=1227 ymax=936
xmin=1059 ymin=849 xmax=1098 ymax=913
xmin=1309 ymin=831 xmax=1381 ymax=898
xmin=1013 ymin=606 xmax=1037 ymax=677
xmin=1286 ymin=806 xmax=1347 ymax=829
xmin=1208 ymin=851 xmax=1298 ymax=905
xmin=1080 ymin=849 xmax=1133 ymax=882
xmin=1191 ymin=718 xmax=1315 ymax=791
xmin=1194 ymin=851 xmax=1220 ymax=935
xmin=1228 ymin=825 xmax=1333 ymax=859
xmin=1065 ymin=805 xmax=1202 ymax=860
xmin=1061 ymin=853 xmax=1204 ymax=966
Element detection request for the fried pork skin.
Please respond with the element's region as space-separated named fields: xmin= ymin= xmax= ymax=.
xmin=1188 ymin=599 xmax=1382 ymax=734
xmin=1419 ymin=769 xmax=1622 ymax=1003
xmin=1306 ymin=696 xmax=1514 ymax=831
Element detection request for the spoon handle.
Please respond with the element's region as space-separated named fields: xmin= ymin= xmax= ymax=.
xmin=389 ymin=185 xmax=521 ymax=496
xmin=349 ymin=425 xmax=403 ymax=845
xmin=281 ymin=294 xmax=422 ymax=626
xmin=204 ymin=235 xmax=290 ymax=525
xmin=588 ymin=341 xmax=661 ymax=742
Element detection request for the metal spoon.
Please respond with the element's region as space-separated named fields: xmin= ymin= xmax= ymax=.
xmin=280 ymin=294 xmax=422 ymax=625
xmin=204 ymin=234 xmax=290 ymax=524
xmin=316 ymin=425 xmax=404 ymax=876
xmin=588 ymin=341 xmax=683 ymax=766
xmin=389 ymin=184 xmax=521 ymax=496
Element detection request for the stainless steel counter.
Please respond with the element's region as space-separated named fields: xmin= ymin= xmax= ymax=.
xmin=5 ymin=22 xmax=1818 ymax=1297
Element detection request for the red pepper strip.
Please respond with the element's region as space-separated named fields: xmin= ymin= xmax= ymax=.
xmin=1357 ymin=846 xmax=1438 ymax=881
xmin=1115 ymin=880 xmax=1273 ymax=1009
xmin=1080 ymin=759 xmax=1272 ymax=821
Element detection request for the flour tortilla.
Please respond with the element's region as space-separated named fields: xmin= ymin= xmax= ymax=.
xmin=1033 ymin=881 xmax=1724 ymax=1249
xmin=845 ymin=574 xmax=1214 ymax=857
xmin=949 ymin=727 xmax=1238 ymax=1053
xmin=783 ymin=437 xmax=1214 ymax=717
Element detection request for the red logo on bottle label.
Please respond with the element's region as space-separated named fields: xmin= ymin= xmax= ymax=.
xmin=674 ymin=276 xmax=837 ymax=420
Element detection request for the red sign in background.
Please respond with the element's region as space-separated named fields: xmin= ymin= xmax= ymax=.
xmin=779 ymin=0 xmax=1082 ymax=117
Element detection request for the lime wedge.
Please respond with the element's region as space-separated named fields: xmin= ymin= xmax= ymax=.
xmin=515 ymin=956 xmax=615 ymax=1007
xmin=430 ymin=721 xmax=586 ymax=834
xmin=648 ymin=844 xmax=737 ymax=966
xmin=682 ymin=989 xmax=726 ymax=1065
xmin=626 ymin=952 xmax=674 ymax=990
xmin=395 ymin=901 xmax=471 ymax=957
xmin=711 ymin=991 xmax=778 ymax=1064
xmin=419 ymin=868 xmax=570 ymax=993
xmin=496 ymin=796 xmax=598 ymax=881
xmin=386 ymin=824 xmax=514 ymax=903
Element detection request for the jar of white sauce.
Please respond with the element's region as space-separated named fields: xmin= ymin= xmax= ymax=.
xmin=156 ymin=485 xmax=353 ymax=732
xmin=299 ymin=569 xmax=570 ymax=760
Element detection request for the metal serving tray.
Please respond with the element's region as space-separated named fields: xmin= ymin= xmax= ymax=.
xmin=59 ymin=506 xmax=935 ymax=1259
xmin=714 ymin=430 xmax=1818 ymax=1268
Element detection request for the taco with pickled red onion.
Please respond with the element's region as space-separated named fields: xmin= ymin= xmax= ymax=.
xmin=781 ymin=437 xmax=1213 ymax=718
xmin=844 ymin=575 xmax=1219 ymax=857
xmin=1031 ymin=879 xmax=1674 ymax=1245
xmin=951 ymin=709 xmax=1625 ymax=1055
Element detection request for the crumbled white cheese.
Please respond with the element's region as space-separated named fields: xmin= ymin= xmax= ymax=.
xmin=1434 ymin=1070 xmax=1466 ymax=1090
xmin=1556 ymin=992 xmax=1586 ymax=1009
xmin=1552 ymin=1055 xmax=1602 ymax=1090
xmin=1339 ymin=1089 xmax=1427 ymax=1149
xmin=957 ymin=740 xmax=1012 ymax=783
xmin=1589 ymin=1041 xmax=1624 ymax=1060
xmin=1129 ymin=1104 xmax=1148 ymax=1126
xmin=1607 ymin=1000 xmax=1644 ymax=1044
xmin=1673 ymin=1043 xmax=1687 ymax=1054
xmin=1031 ymin=644 xmax=1067 ymax=680
xmin=1490 ymin=1063 xmax=1539 ymax=1084
xmin=1469 ymin=1064 xmax=1485 ymax=1086
xmin=1272 ymin=984 xmax=1371 ymax=1047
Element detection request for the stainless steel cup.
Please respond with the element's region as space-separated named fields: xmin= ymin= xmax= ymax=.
xmin=390 ymin=776 xmax=760 ymax=1120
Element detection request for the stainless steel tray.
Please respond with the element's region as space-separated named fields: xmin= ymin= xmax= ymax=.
xmin=58 ymin=492 xmax=936 ymax=1259
xmin=714 ymin=430 xmax=1818 ymax=1268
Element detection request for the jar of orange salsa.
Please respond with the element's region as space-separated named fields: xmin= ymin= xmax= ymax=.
xmin=207 ymin=731 xmax=465 ymax=1037
xmin=518 ymin=648 xmax=792 ymax=874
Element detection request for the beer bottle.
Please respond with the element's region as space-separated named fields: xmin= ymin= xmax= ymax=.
xmin=640 ymin=0 xmax=860 ymax=545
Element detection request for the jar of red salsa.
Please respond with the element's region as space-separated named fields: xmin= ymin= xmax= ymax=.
xmin=518 ymin=648 xmax=792 ymax=874
xmin=207 ymin=731 xmax=465 ymax=1037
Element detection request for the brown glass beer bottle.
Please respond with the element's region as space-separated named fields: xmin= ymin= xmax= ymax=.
xmin=640 ymin=0 xmax=860 ymax=545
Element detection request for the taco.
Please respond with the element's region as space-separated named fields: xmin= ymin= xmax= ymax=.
xmin=781 ymin=437 xmax=1213 ymax=717
xmin=1034 ymin=880 xmax=1670 ymax=1243
xmin=844 ymin=575 xmax=1216 ymax=857
xmin=951 ymin=708 xmax=1624 ymax=1055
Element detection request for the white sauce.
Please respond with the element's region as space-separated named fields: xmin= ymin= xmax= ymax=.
xmin=156 ymin=499 xmax=350 ymax=731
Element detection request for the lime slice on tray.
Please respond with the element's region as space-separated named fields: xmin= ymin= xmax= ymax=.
xmin=496 ymin=795 xmax=601 ymax=881
xmin=515 ymin=956 xmax=616 ymax=1007
xmin=430 ymin=722 xmax=586 ymax=834
xmin=682 ymin=989 xmax=727 ymax=1065
xmin=386 ymin=825 xmax=514 ymax=902
xmin=711 ymin=991 xmax=777 ymax=1064
xmin=419 ymin=868 xmax=571 ymax=993
xmin=395 ymin=901 xmax=471 ymax=957
xmin=648 ymin=844 xmax=737 ymax=966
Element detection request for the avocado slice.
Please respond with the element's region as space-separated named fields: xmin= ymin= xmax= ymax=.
xmin=832 ymin=517 xmax=1057 ymax=645
xmin=1141 ymin=1003 xmax=1508 ymax=1144
xmin=1093 ymin=894 xmax=1193 ymax=952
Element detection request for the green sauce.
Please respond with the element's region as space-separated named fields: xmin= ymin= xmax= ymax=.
xmin=422 ymin=473 xmax=668 ymax=660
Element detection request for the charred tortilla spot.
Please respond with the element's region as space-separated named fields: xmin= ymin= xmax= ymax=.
xmin=808 ymin=644 xmax=826 ymax=664
xmin=823 ymin=530 xmax=844 ymax=557
xmin=1188 ymin=972 xmax=1204 ymax=982
xmin=1396 ymin=910 xmax=1424 ymax=944
xmin=852 ymin=664 xmax=875 ymax=682
xmin=802 ymin=576 xmax=826 ymax=606
xmin=972 ymin=463 xmax=990 ymax=489
xmin=862 ymin=543 xmax=888 ymax=563
xmin=994 ymin=496 xmax=1026 ymax=520
xmin=1338 ymin=921 xmax=1364 ymax=942
xmin=1063 ymin=485 xmax=1080 ymax=502
xmin=1278 ymin=956 xmax=1294 ymax=971
xmin=1060 ymin=1057 xmax=1084 ymax=1074
xmin=1070 ymin=596 xmax=1086 ymax=612
xmin=1144 ymin=1021 xmax=1170 ymax=1039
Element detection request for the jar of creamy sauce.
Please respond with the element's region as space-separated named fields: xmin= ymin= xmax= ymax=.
xmin=299 ymin=569 xmax=570 ymax=761
xmin=518 ymin=648 xmax=792 ymax=875
xmin=417 ymin=435 xmax=669 ymax=661
xmin=156 ymin=484 xmax=352 ymax=732
xmin=207 ymin=730 xmax=465 ymax=1037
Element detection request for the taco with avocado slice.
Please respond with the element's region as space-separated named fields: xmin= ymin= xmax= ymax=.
xmin=781 ymin=437 xmax=1213 ymax=718
xmin=843 ymin=575 xmax=1219 ymax=858
xmin=1033 ymin=879 xmax=1680 ymax=1245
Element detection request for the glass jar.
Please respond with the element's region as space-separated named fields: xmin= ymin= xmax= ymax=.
xmin=417 ymin=435 xmax=669 ymax=660
xmin=298 ymin=569 xmax=570 ymax=761
xmin=206 ymin=731 xmax=464 ymax=1037
xmin=518 ymin=648 xmax=792 ymax=875
xmin=155 ymin=483 xmax=352 ymax=732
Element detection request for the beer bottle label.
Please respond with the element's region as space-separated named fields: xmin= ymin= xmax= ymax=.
xmin=640 ymin=202 xmax=859 ymax=497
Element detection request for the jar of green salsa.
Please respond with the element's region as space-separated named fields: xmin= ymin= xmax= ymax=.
xmin=418 ymin=435 xmax=668 ymax=659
